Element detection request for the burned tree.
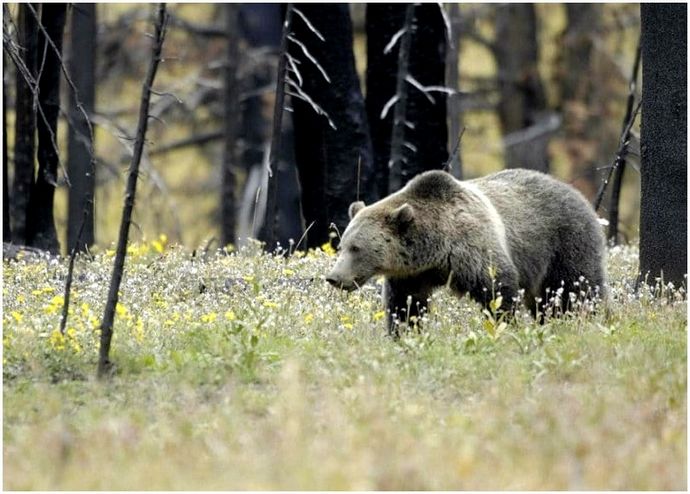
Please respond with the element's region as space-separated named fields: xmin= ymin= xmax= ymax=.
xmin=99 ymin=4 xmax=168 ymax=378
xmin=638 ymin=3 xmax=687 ymax=288
xmin=220 ymin=4 xmax=240 ymax=247
xmin=67 ymin=3 xmax=97 ymax=252
xmin=25 ymin=3 xmax=67 ymax=254
xmin=11 ymin=3 xmax=39 ymax=245
xmin=366 ymin=4 xmax=448 ymax=196
xmin=288 ymin=5 xmax=375 ymax=248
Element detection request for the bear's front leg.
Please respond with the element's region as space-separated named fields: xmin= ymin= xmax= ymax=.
xmin=383 ymin=277 xmax=435 ymax=337
xmin=468 ymin=269 xmax=519 ymax=320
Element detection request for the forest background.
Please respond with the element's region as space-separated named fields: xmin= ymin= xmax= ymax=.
xmin=3 ymin=3 xmax=643 ymax=253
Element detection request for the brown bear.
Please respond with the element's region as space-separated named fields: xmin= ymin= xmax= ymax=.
xmin=326 ymin=169 xmax=607 ymax=334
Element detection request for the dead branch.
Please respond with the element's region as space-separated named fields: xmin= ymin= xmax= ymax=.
xmin=606 ymin=38 xmax=642 ymax=243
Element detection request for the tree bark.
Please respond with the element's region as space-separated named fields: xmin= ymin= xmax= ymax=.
xmin=220 ymin=4 xmax=240 ymax=247
xmin=26 ymin=3 xmax=67 ymax=254
xmin=99 ymin=4 xmax=168 ymax=378
xmin=366 ymin=4 xmax=448 ymax=197
xmin=67 ymin=3 xmax=96 ymax=253
xmin=3 ymin=76 xmax=10 ymax=243
xmin=290 ymin=4 xmax=376 ymax=248
xmin=494 ymin=3 xmax=551 ymax=172
xmin=11 ymin=3 xmax=39 ymax=245
xmin=257 ymin=4 xmax=292 ymax=251
xmin=639 ymin=3 xmax=687 ymax=288
xmin=446 ymin=3 xmax=463 ymax=179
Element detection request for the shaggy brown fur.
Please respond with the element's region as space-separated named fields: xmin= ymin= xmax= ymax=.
xmin=327 ymin=169 xmax=607 ymax=334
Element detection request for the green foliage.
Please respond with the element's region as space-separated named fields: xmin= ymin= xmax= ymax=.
xmin=3 ymin=242 xmax=686 ymax=489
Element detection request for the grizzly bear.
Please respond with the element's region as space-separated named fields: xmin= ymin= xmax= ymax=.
xmin=326 ymin=169 xmax=607 ymax=334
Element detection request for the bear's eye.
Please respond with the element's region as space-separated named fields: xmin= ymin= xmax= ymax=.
xmin=349 ymin=245 xmax=360 ymax=253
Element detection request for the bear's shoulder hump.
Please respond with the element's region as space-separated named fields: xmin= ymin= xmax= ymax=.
xmin=406 ymin=170 xmax=459 ymax=200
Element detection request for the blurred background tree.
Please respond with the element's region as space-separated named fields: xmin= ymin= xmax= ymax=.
xmin=2 ymin=3 xmax=645 ymax=254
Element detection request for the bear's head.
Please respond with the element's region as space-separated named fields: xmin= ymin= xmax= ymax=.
xmin=326 ymin=199 xmax=418 ymax=291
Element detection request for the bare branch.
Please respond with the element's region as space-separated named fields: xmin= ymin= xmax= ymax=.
xmin=384 ymin=27 xmax=406 ymax=55
xmin=285 ymin=77 xmax=337 ymax=130
xmin=285 ymin=53 xmax=303 ymax=86
xmin=287 ymin=33 xmax=331 ymax=82
xmin=380 ymin=94 xmax=399 ymax=120
xmin=292 ymin=7 xmax=325 ymax=42
xmin=405 ymin=74 xmax=435 ymax=104
xmin=438 ymin=2 xmax=452 ymax=42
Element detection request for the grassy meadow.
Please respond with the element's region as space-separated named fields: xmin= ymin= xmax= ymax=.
xmin=2 ymin=241 xmax=686 ymax=490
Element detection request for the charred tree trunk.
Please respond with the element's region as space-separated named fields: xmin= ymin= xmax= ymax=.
xmin=236 ymin=4 xmax=302 ymax=248
xmin=220 ymin=4 xmax=239 ymax=247
xmin=494 ymin=3 xmax=551 ymax=172
xmin=3 ymin=78 xmax=10 ymax=243
xmin=446 ymin=3 xmax=463 ymax=179
xmin=366 ymin=4 xmax=448 ymax=197
xmin=11 ymin=3 xmax=39 ymax=245
xmin=98 ymin=4 xmax=168 ymax=378
xmin=67 ymin=3 xmax=96 ymax=252
xmin=257 ymin=4 xmax=292 ymax=250
xmin=639 ymin=3 xmax=687 ymax=288
xmin=26 ymin=3 xmax=67 ymax=254
xmin=290 ymin=4 xmax=375 ymax=248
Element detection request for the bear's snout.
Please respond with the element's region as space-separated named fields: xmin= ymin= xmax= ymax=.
xmin=325 ymin=271 xmax=359 ymax=291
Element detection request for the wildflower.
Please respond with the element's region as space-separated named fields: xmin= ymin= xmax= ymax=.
xmin=133 ymin=317 xmax=145 ymax=343
xmin=225 ymin=310 xmax=236 ymax=321
xmin=340 ymin=314 xmax=354 ymax=328
xmin=201 ymin=312 xmax=218 ymax=324
xmin=304 ymin=313 xmax=314 ymax=324
xmin=116 ymin=302 xmax=129 ymax=319
xmin=10 ymin=311 xmax=22 ymax=323
xmin=373 ymin=310 xmax=386 ymax=322
xmin=43 ymin=295 xmax=65 ymax=314
xmin=283 ymin=268 xmax=295 ymax=276
xmin=262 ymin=300 xmax=279 ymax=309
xmin=321 ymin=241 xmax=336 ymax=256
xmin=151 ymin=233 xmax=168 ymax=253
xmin=49 ymin=329 xmax=66 ymax=351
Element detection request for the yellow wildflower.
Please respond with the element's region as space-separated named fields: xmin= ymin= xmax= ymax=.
xmin=304 ymin=313 xmax=314 ymax=324
xmin=224 ymin=310 xmax=236 ymax=321
xmin=282 ymin=268 xmax=295 ymax=276
xmin=49 ymin=329 xmax=66 ymax=351
xmin=373 ymin=310 xmax=386 ymax=322
xmin=201 ymin=312 xmax=218 ymax=324
xmin=263 ymin=300 xmax=278 ymax=309
xmin=116 ymin=302 xmax=129 ymax=318
xmin=133 ymin=317 xmax=145 ymax=343
xmin=10 ymin=311 xmax=23 ymax=323
xmin=321 ymin=241 xmax=336 ymax=256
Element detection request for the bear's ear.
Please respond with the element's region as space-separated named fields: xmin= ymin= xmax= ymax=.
xmin=349 ymin=201 xmax=365 ymax=220
xmin=389 ymin=203 xmax=414 ymax=230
